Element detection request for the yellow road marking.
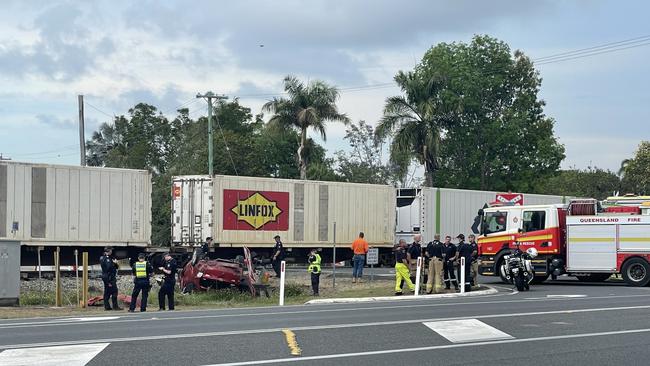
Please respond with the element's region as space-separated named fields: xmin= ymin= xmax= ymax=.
xmin=282 ymin=329 xmax=302 ymax=356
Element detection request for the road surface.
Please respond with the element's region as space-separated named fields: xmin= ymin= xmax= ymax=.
xmin=2 ymin=276 xmax=650 ymax=365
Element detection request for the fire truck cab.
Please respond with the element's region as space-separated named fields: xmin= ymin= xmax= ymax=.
xmin=478 ymin=198 xmax=650 ymax=286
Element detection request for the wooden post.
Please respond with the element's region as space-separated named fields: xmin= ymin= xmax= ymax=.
xmin=82 ymin=252 xmax=89 ymax=308
xmin=54 ymin=247 xmax=62 ymax=307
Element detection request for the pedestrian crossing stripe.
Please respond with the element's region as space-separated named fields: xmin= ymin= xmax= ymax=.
xmin=423 ymin=319 xmax=514 ymax=343
xmin=0 ymin=343 xmax=109 ymax=366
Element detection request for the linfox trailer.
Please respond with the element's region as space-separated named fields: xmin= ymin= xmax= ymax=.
xmin=171 ymin=175 xmax=396 ymax=261
xmin=396 ymin=188 xmax=568 ymax=244
xmin=0 ymin=161 xmax=152 ymax=269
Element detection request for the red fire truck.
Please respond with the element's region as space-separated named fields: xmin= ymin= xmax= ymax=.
xmin=478 ymin=199 xmax=650 ymax=286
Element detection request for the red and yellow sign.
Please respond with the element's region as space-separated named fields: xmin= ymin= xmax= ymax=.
xmin=223 ymin=189 xmax=289 ymax=231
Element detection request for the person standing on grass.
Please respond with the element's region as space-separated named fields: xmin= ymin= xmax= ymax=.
xmin=158 ymin=252 xmax=178 ymax=311
xmin=307 ymin=249 xmax=322 ymax=296
xmin=394 ymin=239 xmax=415 ymax=295
xmin=129 ymin=253 xmax=153 ymax=313
xmin=100 ymin=247 xmax=121 ymax=311
xmin=351 ymin=232 xmax=369 ymax=283
xmin=272 ymin=235 xmax=285 ymax=277
xmin=407 ymin=234 xmax=423 ymax=283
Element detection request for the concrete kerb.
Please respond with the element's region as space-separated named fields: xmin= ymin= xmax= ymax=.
xmin=304 ymin=286 xmax=499 ymax=305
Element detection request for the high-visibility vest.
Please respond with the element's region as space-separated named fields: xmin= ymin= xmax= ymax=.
xmin=308 ymin=254 xmax=321 ymax=274
xmin=135 ymin=261 xmax=148 ymax=279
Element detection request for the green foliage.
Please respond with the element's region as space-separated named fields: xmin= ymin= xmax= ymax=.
xmin=536 ymin=168 xmax=620 ymax=200
xmin=382 ymin=35 xmax=565 ymax=191
xmin=621 ymin=141 xmax=650 ymax=195
xmin=263 ymin=75 xmax=349 ymax=179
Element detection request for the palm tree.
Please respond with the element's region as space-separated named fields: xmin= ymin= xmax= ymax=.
xmin=376 ymin=71 xmax=447 ymax=187
xmin=263 ymin=76 xmax=349 ymax=179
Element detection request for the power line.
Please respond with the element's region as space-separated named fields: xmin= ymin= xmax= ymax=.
xmin=214 ymin=108 xmax=239 ymax=176
xmin=533 ymin=35 xmax=650 ymax=62
xmin=84 ymin=102 xmax=115 ymax=120
xmin=534 ymin=39 xmax=650 ymax=65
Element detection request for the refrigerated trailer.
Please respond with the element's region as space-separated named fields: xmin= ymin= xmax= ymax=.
xmin=396 ymin=187 xmax=569 ymax=244
xmin=171 ymin=175 xmax=396 ymax=260
xmin=0 ymin=161 xmax=152 ymax=268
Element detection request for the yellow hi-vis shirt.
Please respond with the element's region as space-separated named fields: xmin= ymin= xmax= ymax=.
xmin=308 ymin=254 xmax=321 ymax=274
xmin=135 ymin=261 xmax=148 ymax=278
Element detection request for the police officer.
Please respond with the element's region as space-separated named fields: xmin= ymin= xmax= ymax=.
xmin=129 ymin=253 xmax=153 ymax=313
xmin=158 ymin=252 xmax=178 ymax=311
xmin=425 ymin=234 xmax=444 ymax=294
xmin=442 ymin=236 xmax=458 ymax=291
xmin=271 ymin=235 xmax=285 ymax=277
xmin=407 ymin=234 xmax=423 ymax=284
xmin=456 ymin=234 xmax=473 ymax=292
xmin=307 ymin=249 xmax=321 ymax=296
xmin=468 ymin=234 xmax=479 ymax=287
xmin=100 ymin=247 xmax=121 ymax=311
xmin=201 ymin=237 xmax=213 ymax=259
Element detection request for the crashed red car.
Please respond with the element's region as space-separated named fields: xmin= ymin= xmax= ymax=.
xmin=180 ymin=247 xmax=269 ymax=296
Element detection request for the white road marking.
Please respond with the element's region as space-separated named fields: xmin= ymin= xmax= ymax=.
xmin=423 ymin=319 xmax=513 ymax=343
xmin=54 ymin=317 xmax=120 ymax=322
xmin=547 ymin=295 xmax=587 ymax=298
xmin=3 ymin=304 xmax=650 ymax=350
xmin=200 ymin=327 xmax=650 ymax=365
xmin=2 ymin=291 xmax=649 ymax=330
xmin=0 ymin=343 xmax=108 ymax=366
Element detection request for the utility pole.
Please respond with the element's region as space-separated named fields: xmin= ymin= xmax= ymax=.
xmin=78 ymin=95 xmax=86 ymax=166
xmin=196 ymin=92 xmax=228 ymax=176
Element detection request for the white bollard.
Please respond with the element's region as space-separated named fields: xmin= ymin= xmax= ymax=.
xmin=460 ymin=257 xmax=466 ymax=294
xmin=414 ymin=256 xmax=423 ymax=297
xmin=279 ymin=260 xmax=286 ymax=306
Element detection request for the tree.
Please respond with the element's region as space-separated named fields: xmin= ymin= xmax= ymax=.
xmin=262 ymin=75 xmax=349 ymax=179
xmin=376 ymin=70 xmax=447 ymax=187
xmin=536 ymin=168 xmax=620 ymax=200
xmin=621 ymin=141 xmax=650 ymax=195
xmin=411 ymin=35 xmax=564 ymax=191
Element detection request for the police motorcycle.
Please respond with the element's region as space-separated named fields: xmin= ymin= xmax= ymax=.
xmin=500 ymin=245 xmax=538 ymax=291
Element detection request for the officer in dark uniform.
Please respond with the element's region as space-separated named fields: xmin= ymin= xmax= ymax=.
xmin=425 ymin=234 xmax=444 ymax=294
xmin=158 ymin=252 xmax=178 ymax=311
xmin=201 ymin=237 xmax=213 ymax=259
xmin=407 ymin=234 xmax=423 ymax=283
xmin=129 ymin=253 xmax=153 ymax=312
xmin=456 ymin=234 xmax=473 ymax=292
xmin=272 ymin=235 xmax=285 ymax=277
xmin=442 ymin=236 xmax=459 ymax=291
xmin=100 ymin=247 xmax=121 ymax=311
xmin=468 ymin=234 xmax=479 ymax=287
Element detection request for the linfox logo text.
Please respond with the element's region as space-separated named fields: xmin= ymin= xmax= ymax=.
xmin=231 ymin=192 xmax=282 ymax=229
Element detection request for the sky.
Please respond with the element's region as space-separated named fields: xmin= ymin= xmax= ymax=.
xmin=1 ymin=0 xmax=649 ymax=174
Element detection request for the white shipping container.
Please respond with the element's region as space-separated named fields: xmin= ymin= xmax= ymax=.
xmin=0 ymin=161 xmax=151 ymax=247
xmin=397 ymin=187 xmax=569 ymax=243
xmin=172 ymin=175 xmax=396 ymax=248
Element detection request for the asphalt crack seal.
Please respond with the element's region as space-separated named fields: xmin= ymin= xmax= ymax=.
xmin=282 ymin=329 xmax=302 ymax=356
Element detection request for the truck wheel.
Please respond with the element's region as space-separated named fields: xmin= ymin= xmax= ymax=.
xmin=622 ymin=258 xmax=650 ymax=287
xmin=576 ymin=274 xmax=611 ymax=282
xmin=498 ymin=259 xmax=509 ymax=284
xmin=514 ymin=275 xmax=525 ymax=291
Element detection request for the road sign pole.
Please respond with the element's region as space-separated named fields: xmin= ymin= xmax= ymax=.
xmin=460 ymin=257 xmax=466 ymax=294
xmin=370 ymin=264 xmax=374 ymax=282
xmin=414 ymin=256 xmax=422 ymax=297
xmin=279 ymin=260 xmax=286 ymax=306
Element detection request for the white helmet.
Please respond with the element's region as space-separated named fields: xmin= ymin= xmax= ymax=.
xmin=526 ymin=247 xmax=538 ymax=258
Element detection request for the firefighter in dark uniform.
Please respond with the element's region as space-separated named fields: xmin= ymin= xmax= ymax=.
xmin=158 ymin=252 xmax=178 ymax=311
xmin=442 ymin=236 xmax=459 ymax=291
xmin=425 ymin=234 xmax=444 ymax=294
xmin=272 ymin=235 xmax=285 ymax=277
xmin=308 ymin=249 xmax=322 ymax=296
xmin=100 ymin=247 xmax=121 ymax=311
xmin=468 ymin=234 xmax=479 ymax=287
xmin=407 ymin=234 xmax=423 ymax=284
xmin=129 ymin=253 xmax=153 ymax=312
xmin=456 ymin=234 xmax=473 ymax=292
